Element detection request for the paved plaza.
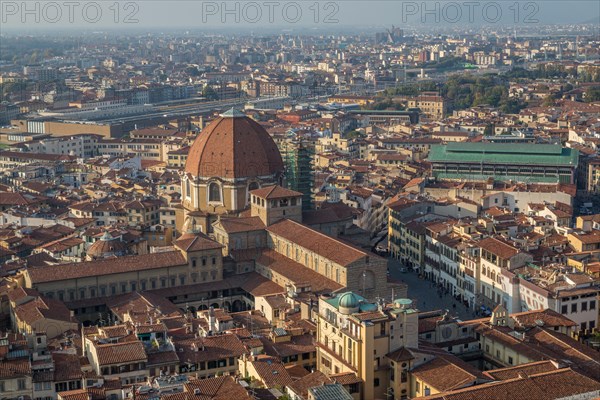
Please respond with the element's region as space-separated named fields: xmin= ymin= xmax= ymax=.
xmin=388 ymin=258 xmax=473 ymax=320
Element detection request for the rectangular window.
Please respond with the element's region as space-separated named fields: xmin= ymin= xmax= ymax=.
xmin=572 ymin=303 xmax=577 ymax=313
xmin=590 ymin=300 xmax=596 ymax=310
xmin=561 ymin=305 xmax=568 ymax=314
xmin=582 ymin=302 xmax=588 ymax=311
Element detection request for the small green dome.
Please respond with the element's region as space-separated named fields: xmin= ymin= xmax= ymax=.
xmin=338 ymin=292 xmax=360 ymax=309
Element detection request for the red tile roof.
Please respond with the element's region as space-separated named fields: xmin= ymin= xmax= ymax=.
xmin=250 ymin=185 xmax=302 ymax=199
xmin=26 ymin=251 xmax=186 ymax=283
xmin=215 ymin=216 xmax=266 ymax=234
xmin=410 ymin=356 xmax=480 ymax=392
xmin=479 ymin=237 xmax=520 ymax=259
xmin=94 ymin=341 xmax=147 ymax=366
xmin=256 ymin=249 xmax=343 ymax=293
xmin=266 ymin=219 xmax=373 ymax=266
xmin=180 ymin=376 xmax=251 ymax=400
xmin=417 ymin=368 xmax=600 ymax=400
xmin=173 ymin=233 xmax=223 ymax=252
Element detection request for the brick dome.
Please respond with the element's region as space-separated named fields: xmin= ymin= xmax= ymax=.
xmin=184 ymin=109 xmax=284 ymax=179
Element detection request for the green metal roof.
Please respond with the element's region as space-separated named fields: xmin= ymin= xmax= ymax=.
xmin=324 ymin=292 xmax=367 ymax=308
xmin=349 ymin=110 xmax=417 ymax=115
xmin=429 ymin=143 xmax=578 ymax=166
xmin=432 ymin=173 xmax=566 ymax=183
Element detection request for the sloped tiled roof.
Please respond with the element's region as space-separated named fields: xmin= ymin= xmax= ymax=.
xmin=27 ymin=251 xmax=186 ymax=283
xmin=266 ymin=218 xmax=375 ymax=266
xmin=417 ymin=368 xmax=600 ymax=400
xmin=94 ymin=341 xmax=147 ymax=366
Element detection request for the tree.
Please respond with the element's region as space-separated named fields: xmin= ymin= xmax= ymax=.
xmin=484 ymin=124 xmax=494 ymax=136
xmin=543 ymin=94 xmax=556 ymax=107
xmin=345 ymin=130 xmax=365 ymax=139
xmin=202 ymin=85 xmax=219 ymax=100
xmin=500 ymin=98 xmax=525 ymax=114
xmin=185 ymin=66 xmax=200 ymax=76
xmin=0 ymin=81 xmax=27 ymax=101
xmin=584 ymin=86 xmax=600 ymax=103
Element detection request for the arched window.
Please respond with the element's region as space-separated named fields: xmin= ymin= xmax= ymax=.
xmin=208 ymin=182 xmax=221 ymax=202
xmin=247 ymin=181 xmax=259 ymax=203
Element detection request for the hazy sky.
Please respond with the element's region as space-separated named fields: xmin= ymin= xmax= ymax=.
xmin=1 ymin=1 xmax=598 ymax=32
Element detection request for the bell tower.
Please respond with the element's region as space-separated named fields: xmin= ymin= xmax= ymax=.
xmin=250 ymin=185 xmax=303 ymax=226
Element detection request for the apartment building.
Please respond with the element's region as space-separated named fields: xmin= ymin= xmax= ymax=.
xmin=406 ymin=93 xmax=447 ymax=120
xmin=315 ymin=293 xmax=420 ymax=400
xmin=515 ymin=265 xmax=599 ymax=334
xmin=478 ymin=237 xmax=533 ymax=313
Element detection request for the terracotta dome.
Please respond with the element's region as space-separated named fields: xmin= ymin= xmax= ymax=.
xmin=184 ymin=109 xmax=284 ymax=179
xmin=87 ymin=231 xmax=128 ymax=259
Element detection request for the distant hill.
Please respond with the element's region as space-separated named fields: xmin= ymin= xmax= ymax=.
xmin=580 ymin=15 xmax=600 ymax=24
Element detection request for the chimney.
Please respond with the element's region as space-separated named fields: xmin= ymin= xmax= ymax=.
xmin=208 ymin=306 xmax=216 ymax=333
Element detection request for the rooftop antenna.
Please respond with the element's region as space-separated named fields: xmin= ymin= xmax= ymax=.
xmin=249 ymin=310 xmax=254 ymax=336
